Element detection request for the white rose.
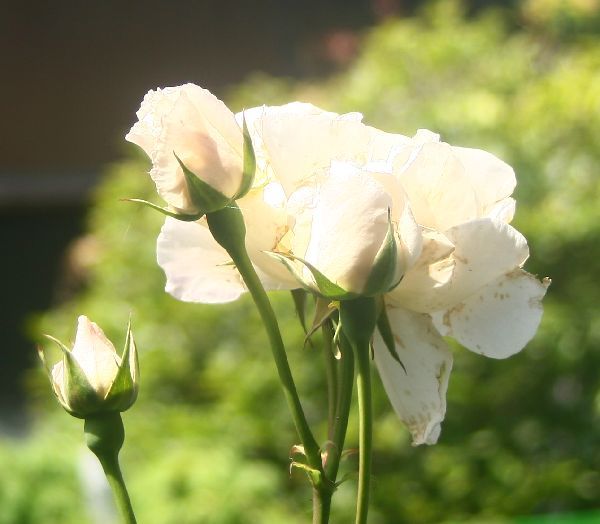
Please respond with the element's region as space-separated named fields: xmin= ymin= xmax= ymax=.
xmin=126 ymin=84 xmax=244 ymax=214
xmin=152 ymin=102 xmax=548 ymax=447
xmin=157 ymin=102 xmax=421 ymax=300
xmin=372 ymin=130 xmax=549 ymax=445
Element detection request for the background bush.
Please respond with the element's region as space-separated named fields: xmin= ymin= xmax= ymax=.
xmin=4 ymin=1 xmax=598 ymax=522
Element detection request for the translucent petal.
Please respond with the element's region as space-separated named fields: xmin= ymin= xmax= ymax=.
xmin=374 ymin=306 xmax=453 ymax=445
xmin=433 ymin=269 xmax=549 ymax=359
xmin=157 ymin=218 xmax=246 ymax=303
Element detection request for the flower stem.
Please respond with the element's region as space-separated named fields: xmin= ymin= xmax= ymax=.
xmin=207 ymin=205 xmax=321 ymax=469
xmin=353 ymin=338 xmax=373 ymax=524
xmin=324 ymin=325 xmax=354 ymax=483
xmin=84 ymin=413 xmax=137 ymax=524
xmin=98 ymin=453 xmax=137 ymax=524
xmin=313 ymin=486 xmax=332 ymax=524
xmin=339 ymin=297 xmax=377 ymax=524
xmin=322 ymin=321 xmax=338 ymax=441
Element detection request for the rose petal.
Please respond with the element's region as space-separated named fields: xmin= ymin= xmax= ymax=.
xmin=485 ymin=197 xmax=516 ymax=223
xmin=157 ymin=217 xmax=246 ymax=303
xmin=71 ymin=316 xmax=120 ymax=397
xmin=238 ymin=189 xmax=299 ymax=290
xmin=291 ymin=170 xmax=393 ymax=293
xmin=389 ymin=218 xmax=529 ymax=313
xmin=433 ymin=269 xmax=549 ymax=359
xmin=395 ymin=140 xmax=479 ymax=230
xmin=452 ymin=146 xmax=516 ymax=217
xmin=254 ymin=103 xmax=369 ymax=195
xmin=374 ymin=306 xmax=453 ymax=445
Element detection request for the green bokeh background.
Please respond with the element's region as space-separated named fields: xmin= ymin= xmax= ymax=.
xmin=3 ymin=1 xmax=599 ymax=522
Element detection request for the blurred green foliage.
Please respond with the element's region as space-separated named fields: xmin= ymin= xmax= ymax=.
xmin=4 ymin=1 xmax=599 ymax=523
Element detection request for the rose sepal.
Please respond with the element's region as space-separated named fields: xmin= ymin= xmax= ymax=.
xmin=40 ymin=334 xmax=103 ymax=418
xmin=175 ymin=154 xmax=233 ymax=214
xmin=123 ymin=198 xmax=204 ymax=222
xmin=375 ymin=298 xmax=406 ymax=372
xmin=232 ymin=114 xmax=256 ymax=200
xmin=361 ymin=209 xmax=402 ymax=297
xmin=266 ymin=251 xmax=359 ymax=301
xmin=102 ymin=319 xmax=139 ymax=413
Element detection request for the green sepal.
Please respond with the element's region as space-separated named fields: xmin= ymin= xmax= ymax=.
xmin=362 ymin=208 xmax=400 ymax=296
xmin=266 ymin=251 xmax=358 ymax=301
xmin=44 ymin=335 xmax=101 ymax=418
xmin=289 ymin=460 xmax=322 ymax=487
xmin=291 ymin=289 xmax=309 ymax=335
xmin=376 ymin=302 xmax=406 ymax=372
xmin=175 ymin=154 xmax=232 ymax=214
xmin=233 ymin=114 xmax=256 ymax=199
xmin=304 ymin=298 xmax=336 ymax=346
xmin=104 ymin=319 xmax=139 ymax=412
xmin=332 ymin=319 xmax=343 ymax=353
xmin=123 ymin=198 xmax=203 ymax=222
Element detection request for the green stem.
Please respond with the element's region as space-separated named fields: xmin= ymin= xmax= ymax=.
xmin=324 ymin=328 xmax=354 ymax=483
xmin=207 ymin=206 xmax=321 ymax=469
xmin=84 ymin=413 xmax=137 ymax=524
xmin=353 ymin=338 xmax=373 ymax=524
xmin=322 ymin=321 xmax=338 ymax=441
xmin=339 ymin=297 xmax=377 ymax=524
xmin=312 ymin=487 xmax=332 ymax=524
xmin=98 ymin=453 xmax=137 ymax=524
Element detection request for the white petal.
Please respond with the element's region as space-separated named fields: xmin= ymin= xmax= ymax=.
xmin=486 ymin=197 xmax=516 ymax=223
xmin=50 ymin=360 xmax=70 ymax=409
xmin=71 ymin=316 xmax=120 ymax=397
xmin=291 ymin=170 xmax=393 ymax=293
xmin=238 ymin=189 xmax=299 ymax=290
xmin=452 ymin=146 xmax=516 ymax=216
xmin=390 ymin=218 xmax=529 ymax=313
xmin=433 ymin=269 xmax=549 ymax=359
xmin=255 ymin=103 xmax=370 ymax=195
xmin=157 ymin=218 xmax=246 ymax=303
xmin=374 ymin=306 xmax=453 ymax=445
xmin=395 ymin=141 xmax=479 ymax=230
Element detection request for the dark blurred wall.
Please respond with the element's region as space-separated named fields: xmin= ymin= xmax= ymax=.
xmin=1 ymin=0 xmax=376 ymax=172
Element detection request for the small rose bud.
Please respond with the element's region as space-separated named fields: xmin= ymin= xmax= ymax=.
xmin=39 ymin=316 xmax=139 ymax=418
xmin=126 ymin=83 xmax=256 ymax=217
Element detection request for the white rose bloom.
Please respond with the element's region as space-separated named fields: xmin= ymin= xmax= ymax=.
xmin=157 ymin=102 xmax=421 ymax=300
xmin=153 ymin=98 xmax=548 ymax=446
xmin=373 ymin=130 xmax=549 ymax=445
xmin=126 ymin=83 xmax=244 ymax=214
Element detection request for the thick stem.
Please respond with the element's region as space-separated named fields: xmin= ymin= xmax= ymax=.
xmin=312 ymin=486 xmax=332 ymax=524
xmin=84 ymin=413 xmax=137 ymax=524
xmin=353 ymin=340 xmax=373 ymax=524
xmin=207 ymin=206 xmax=321 ymax=468
xmin=339 ymin=297 xmax=377 ymax=524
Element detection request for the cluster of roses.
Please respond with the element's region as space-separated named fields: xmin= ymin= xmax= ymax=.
xmin=126 ymin=83 xmax=548 ymax=445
